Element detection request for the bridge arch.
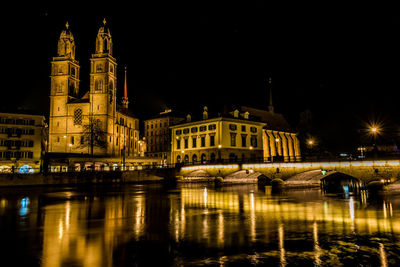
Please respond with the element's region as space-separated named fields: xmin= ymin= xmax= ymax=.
xmin=285 ymin=169 xmax=362 ymax=192
xmin=224 ymin=170 xmax=271 ymax=184
xmin=181 ymin=169 xmax=213 ymax=182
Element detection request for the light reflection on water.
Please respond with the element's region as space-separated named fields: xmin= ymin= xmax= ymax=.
xmin=1 ymin=184 xmax=400 ymax=266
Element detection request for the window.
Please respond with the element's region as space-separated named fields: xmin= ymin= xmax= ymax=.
xmin=177 ymin=139 xmax=181 ymax=149
xmin=71 ymin=136 xmax=74 ymax=145
xmin=251 ymin=135 xmax=257 ymax=147
xmin=199 ymin=126 xmax=207 ymax=132
xmin=184 ymin=139 xmax=188 ymax=149
xmin=230 ymin=133 xmax=236 ymax=147
xmin=250 ymin=127 xmax=257 ymax=133
xmin=210 ymin=135 xmax=215 ymax=146
xmin=74 ymin=109 xmax=83 ymax=125
xmin=191 ymin=127 xmax=198 ymax=133
xmin=208 ymin=124 xmax=216 ymax=130
xmin=201 ymin=136 xmax=206 ymax=147
xmin=95 ymin=79 xmax=103 ymax=91
xmin=210 ymin=153 xmax=216 ymax=163
xmin=241 ymin=125 xmax=246 ymax=132
xmin=192 ymin=137 xmax=197 ymax=148
xmin=57 ymin=137 xmax=60 ymax=142
xmin=81 ymin=136 xmax=84 ymax=144
xmin=176 ymin=130 xmax=182 ymax=135
xmin=183 ymin=128 xmax=189 ymax=134
xmin=229 ymin=124 xmax=237 ymax=131
xmin=241 ymin=134 xmax=247 ymax=147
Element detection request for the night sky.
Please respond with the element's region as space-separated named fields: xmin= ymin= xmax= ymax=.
xmin=3 ymin=2 xmax=400 ymax=153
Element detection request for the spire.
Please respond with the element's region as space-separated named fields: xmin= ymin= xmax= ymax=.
xmin=122 ymin=66 xmax=129 ymax=108
xmin=57 ymin=22 xmax=75 ymax=59
xmin=95 ymin=18 xmax=112 ymax=55
xmin=268 ymin=77 xmax=274 ymax=113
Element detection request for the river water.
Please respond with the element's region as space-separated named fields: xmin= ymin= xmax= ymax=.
xmin=1 ymin=184 xmax=400 ymax=266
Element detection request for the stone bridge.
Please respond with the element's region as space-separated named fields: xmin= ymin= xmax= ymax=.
xmin=178 ymin=159 xmax=400 ymax=184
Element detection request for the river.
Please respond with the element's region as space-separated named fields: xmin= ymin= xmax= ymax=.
xmin=1 ymin=184 xmax=399 ymax=266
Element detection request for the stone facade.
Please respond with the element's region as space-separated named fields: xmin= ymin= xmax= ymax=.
xmin=170 ymin=110 xmax=266 ymax=164
xmin=48 ymin=21 xmax=140 ymax=159
xmin=144 ymin=109 xmax=185 ymax=164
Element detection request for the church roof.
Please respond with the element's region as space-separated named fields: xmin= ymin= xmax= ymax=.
xmin=116 ymin=105 xmax=137 ymax=119
xmin=239 ymin=106 xmax=292 ymax=132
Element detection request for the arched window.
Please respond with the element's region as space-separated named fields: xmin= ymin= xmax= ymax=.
xmin=176 ymin=155 xmax=181 ymax=163
xmin=229 ymin=153 xmax=237 ymax=163
xmin=109 ymin=80 xmax=113 ymax=91
xmin=95 ymin=80 xmax=102 ymax=91
xmin=192 ymin=154 xmax=197 ymax=164
xmin=74 ymin=109 xmax=83 ymax=125
xmin=201 ymin=154 xmax=207 ymax=164
xmin=210 ymin=153 xmax=216 ymax=163
xmin=184 ymin=155 xmax=189 ymax=164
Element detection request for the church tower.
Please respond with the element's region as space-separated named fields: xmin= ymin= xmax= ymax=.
xmin=49 ymin=22 xmax=80 ymax=152
xmin=89 ymin=19 xmax=117 ymax=155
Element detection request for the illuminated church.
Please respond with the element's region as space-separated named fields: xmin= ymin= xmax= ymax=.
xmin=48 ymin=20 xmax=142 ymax=159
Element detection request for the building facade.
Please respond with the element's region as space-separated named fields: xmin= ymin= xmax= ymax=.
xmin=170 ymin=109 xmax=266 ymax=164
xmin=48 ymin=21 xmax=141 ymax=160
xmin=262 ymin=129 xmax=301 ymax=162
xmin=144 ymin=109 xmax=185 ymax=164
xmin=0 ymin=113 xmax=46 ymax=173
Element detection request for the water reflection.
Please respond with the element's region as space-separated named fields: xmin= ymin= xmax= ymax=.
xmin=1 ymin=185 xmax=400 ymax=266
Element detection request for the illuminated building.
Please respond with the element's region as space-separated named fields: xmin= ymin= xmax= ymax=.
xmin=170 ymin=105 xmax=301 ymax=164
xmin=144 ymin=109 xmax=185 ymax=164
xmin=170 ymin=107 xmax=266 ymax=164
xmin=0 ymin=112 xmax=46 ymax=172
xmin=47 ymin=20 xmax=157 ymax=169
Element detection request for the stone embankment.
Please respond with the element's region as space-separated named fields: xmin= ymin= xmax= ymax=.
xmin=0 ymin=171 xmax=164 ymax=187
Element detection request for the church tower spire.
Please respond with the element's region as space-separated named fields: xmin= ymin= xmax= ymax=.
xmin=268 ymin=77 xmax=274 ymax=113
xmin=122 ymin=66 xmax=129 ymax=109
xmin=49 ymin=22 xmax=80 ymax=152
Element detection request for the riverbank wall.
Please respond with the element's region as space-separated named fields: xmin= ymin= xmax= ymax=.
xmin=0 ymin=171 xmax=165 ymax=187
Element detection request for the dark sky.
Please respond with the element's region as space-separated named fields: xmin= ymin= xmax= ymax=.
xmin=3 ymin=2 xmax=400 ymax=152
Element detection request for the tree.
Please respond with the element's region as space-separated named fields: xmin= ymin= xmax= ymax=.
xmin=79 ymin=116 xmax=107 ymax=157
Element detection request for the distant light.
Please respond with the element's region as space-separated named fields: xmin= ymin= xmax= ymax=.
xmin=275 ymin=138 xmax=279 ymax=142
xmin=321 ymin=170 xmax=327 ymax=175
xmin=249 ymin=146 xmax=253 ymax=150
xmin=218 ymin=144 xmax=222 ymax=148
xmin=371 ymin=127 xmax=377 ymax=132
xmin=181 ymin=150 xmax=184 ymax=153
